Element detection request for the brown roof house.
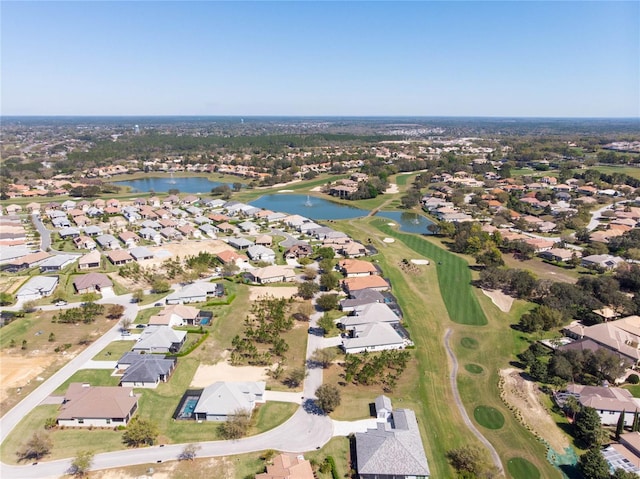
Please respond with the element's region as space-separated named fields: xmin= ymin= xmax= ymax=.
xmin=255 ymin=454 xmax=315 ymax=479
xmin=339 ymin=259 xmax=379 ymax=277
xmin=556 ymin=384 xmax=640 ymax=427
xmin=106 ymin=249 xmax=134 ymax=265
xmin=57 ymin=383 xmax=138 ymax=427
xmin=343 ymin=275 xmax=390 ymax=294
xmin=78 ymin=250 xmax=102 ymax=270
xmin=73 ymin=272 xmax=113 ymax=294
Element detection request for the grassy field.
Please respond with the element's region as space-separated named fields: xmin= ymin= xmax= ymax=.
xmin=333 ymin=216 xmax=562 ymax=478
xmin=92 ymin=340 xmax=135 ymax=360
xmin=593 ymin=164 xmax=640 ymax=180
xmin=54 ymin=369 xmax=119 ymax=394
xmin=474 ymin=405 xmax=506 ymax=429
xmin=372 ymin=219 xmax=487 ymax=326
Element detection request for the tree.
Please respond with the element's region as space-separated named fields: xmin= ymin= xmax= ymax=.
xmin=132 ymin=289 xmax=144 ymax=303
xmin=221 ymin=262 xmax=239 ymax=277
xmin=69 ymin=450 xmax=94 ymax=476
xmin=297 ymin=281 xmax=319 ymax=300
xmin=0 ymin=292 xmax=14 ymax=306
xmin=303 ymin=267 xmax=317 ymax=281
xmin=311 ymin=347 xmax=337 ymax=368
xmin=319 ymin=272 xmax=339 ymax=291
xmin=316 ymin=293 xmax=339 ymax=311
xmin=574 ymin=406 xmax=604 ymax=448
xmin=22 ymin=300 xmax=38 ymax=314
xmin=120 ymin=316 xmax=133 ymax=332
xmin=446 ymin=445 xmax=489 ymax=476
xmin=178 ymin=443 xmax=201 ymax=461
xmin=286 ymin=367 xmax=307 ymax=388
xmin=122 ymin=417 xmax=159 ymax=447
xmin=613 ymin=468 xmax=640 ymax=479
xmin=219 ymin=409 xmax=251 ymax=439
xmin=578 ymin=448 xmax=610 ymax=479
xmin=315 ymin=384 xmax=341 ymax=413
xmin=16 ymin=431 xmax=52 ymax=461
xmin=315 ymin=247 xmax=335 ymax=261
xmin=616 ymin=409 xmax=626 ymax=440
xmin=151 ymin=278 xmax=170 ymax=294
xmin=317 ymin=314 xmax=335 ymax=336
xmin=106 ymin=304 xmax=125 ymax=320
xmin=474 ymin=246 xmax=504 ymax=268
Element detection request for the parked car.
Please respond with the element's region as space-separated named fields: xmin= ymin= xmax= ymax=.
xmin=55 ymin=300 xmax=67 ymax=306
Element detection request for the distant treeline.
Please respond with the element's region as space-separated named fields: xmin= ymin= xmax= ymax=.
xmin=65 ymin=133 xmax=404 ymax=165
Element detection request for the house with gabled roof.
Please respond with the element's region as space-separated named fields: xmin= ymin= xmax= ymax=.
xmin=132 ymin=325 xmax=187 ymax=354
xmin=193 ymin=381 xmax=265 ymax=421
xmin=106 ymin=249 xmax=134 ymax=265
xmin=57 ymin=383 xmax=138 ymax=427
xmin=255 ymin=454 xmax=314 ymax=479
xmin=355 ymin=400 xmax=430 ymax=478
xmin=73 ymin=272 xmax=113 ymax=294
xmin=117 ymin=352 xmax=177 ymax=388
xmin=339 ymin=259 xmax=378 ymax=277
xmin=78 ymin=250 xmax=101 ymax=270
xmin=343 ymin=275 xmax=390 ymax=293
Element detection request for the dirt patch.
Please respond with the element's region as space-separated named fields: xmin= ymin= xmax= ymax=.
xmin=482 ymin=289 xmax=514 ymax=313
xmin=0 ymin=352 xmax=59 ymax=404
xmin=190 ymin=358 xmax=270 ymax=387
xmin=499 ymin=368 xmax=570 ymax=452
xmin=141 ymin=240 xmax=231 ymax=269
xmin=248 ymin=286 xmax=298 ymax=301
xmin=0 ymin=275 xmax=29 ymax=295
xmin=92 ymin=457 xmax=235 ymax=479
xmin=310 ymin=186 xmax=324 ymax=192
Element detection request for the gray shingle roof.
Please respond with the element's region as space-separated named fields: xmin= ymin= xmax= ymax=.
xmin=355 ymin=408 xmax=430 ymax=477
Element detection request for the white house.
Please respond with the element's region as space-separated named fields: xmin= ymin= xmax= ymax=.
xmin=247 ymin=245 xmax=276 ymax=263
xmin=556 ymin=384 xmax=640 ymax=426
xmin=16 ymin=275 xmax=59 ymax=301
xmin=193 ymin=381 xmax=266 ymax=421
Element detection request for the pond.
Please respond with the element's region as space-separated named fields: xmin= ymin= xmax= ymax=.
xmin=250 ymin=194 xmax=369 ymax=220
xmin=250 ymin=194 xmax=434 ymax=234
xmin=376 ymin=211 xmax=434 ymax=235
xmin=113 ymin=176 xmax=227 ymax=194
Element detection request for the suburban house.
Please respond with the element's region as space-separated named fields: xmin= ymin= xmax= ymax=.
xmin=217 ymin=249 xmax=248 ymax=266
xmin=254 ymin=235 xmax=272 ymax=247
xmin=129 ymin=246 xmax=154 ymax=261
xmin=39 ymin=254 xmax=77 ymax=272
xmin=603 ymin=432 xmax=640 ymax=476
xmin=132 ymin=326 xmax=187 ymax=354
xmin=564 ymin=316 xmax=640 ymax=366
xmin=339 ymin=259 xmax=379 ymax=277
xmin=555 ymin=384 xmax=640 ymax=426
xmin=16 ymin=275 xmax=59 ymax=301
xmin=255 ymin=454 xmax=314 ymax=479
xmin=73 ymin=236 xmax=97 ymax=250
xmin=78 ymin=250 xmax=102 ymax=270
xmin=228 ymin=237 xmax=254 ymax=250
xmin=57 ymin=383 xmax=138 ymax=427
xmin=342 ymin=322 xmax=407 ymax=354
xmin=193 ymin=381 xmax=266 ymax=421
xmin=106 ymin=250 xmax=134 ymax=265
xmin=165 ymin=282 xmax=222 ymax=304
xmin=284 ymin=243 xmax=313 ymax=259
xmin=581 ymin=254 xmax=626 ymax=270
xmin=247 ymin=265 xmax=296 ymax=284
xmin=95 ymin=234 xmax=120 ymax=250
xmin=247 ymin=245 xmax=276 ymax=263
xmin=339 ymin=303 xmax=400 ymax=328
xmin=343 ymin=275 xmax=390 ymax=294
xmin=539 ymin=248 xmax=576 ymax=263
xmin=5 ymin=251 xmax=51 ymax=272
xmin=148 ymin=304 xmax=200 ymax=327
xmin=117 ymin=352 xmax=177 ymax=388
xmin=73 ymin=272 xmax=113 ymax=294
xmin=355 ymin=399 xmax=430 ymax=479
xmin=340 ymin=288 xmax=386 ymax=312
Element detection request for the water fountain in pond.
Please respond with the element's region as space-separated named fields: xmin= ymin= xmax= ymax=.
xmin=168 ymin=171 xmax=177 ymax=185
xmin=304 ymin=195 xmax=313 ymax=207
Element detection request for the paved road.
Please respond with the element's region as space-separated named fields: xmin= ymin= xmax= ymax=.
xmin=31 ymin=213 xmax=52 ymax=252
xmin=1 ymin=407 xmax=333 ymax=479
xmin=0 ymin=284 xmax=338 ymax=478
xmin=444 ymin=328 xmax=504 ymax=474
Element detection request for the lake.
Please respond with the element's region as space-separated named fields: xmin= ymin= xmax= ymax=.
xmin=250 ymin=194 xmax=434 ymax=233
xmin=114 ymin=176 xmax=225 ymax=194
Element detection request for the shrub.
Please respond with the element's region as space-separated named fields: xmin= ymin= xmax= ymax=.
xmin=629 ymin=374 xmax=640 ymax=384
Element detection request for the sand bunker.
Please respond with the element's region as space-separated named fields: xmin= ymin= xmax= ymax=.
xmin=383 ymin=238 xmax=395 ymax=243
xmin=310 ymin=186 xmax=324 ymax=192
xmin=190 ymin=361 xmax=269 ymax=387
xmin=411 ymin=259 xmax=430 ymax=265
xmin=277 ymin=189 xmax=294 ymax=193
xmin=385 ymin=183 xmax=399 ymax=194
xmin=482 ymin=289 xmax=514 ymax=313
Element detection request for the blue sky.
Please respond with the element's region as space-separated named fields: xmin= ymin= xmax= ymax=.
xmin=2 ymin=1 xmax=638 ymax=117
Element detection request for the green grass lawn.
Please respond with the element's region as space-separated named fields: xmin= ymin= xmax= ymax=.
xmin=465 ymin=363 xmax=484 ymax=374
xmin=372 ymin=219 xmax=487 ymax=325
xmin=54 ymin=369 xmax=119 ymax=394
xmin=507 ymin=457 xmax=541 ymax=479
xmin=593 ymin=164 xmax=640 ymax=180
xmin=474 ymin=405 xmax=506 ymax=429
xmin=134 ymin=307 xmax=161 ymax=324
xmin=333 ymin=217 xmax=562 ymax=478
xmin=249 ymin=401 xmax=298 ymax=435
xmin=92 ymin=340 xmax=134 ymax=360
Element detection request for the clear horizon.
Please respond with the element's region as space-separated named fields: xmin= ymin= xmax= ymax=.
xmin=2 ymin=1 xmax=638 ymax=118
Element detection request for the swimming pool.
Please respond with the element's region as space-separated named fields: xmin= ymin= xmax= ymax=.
xmin=178 ymin=397 xmax=199 ymax=419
